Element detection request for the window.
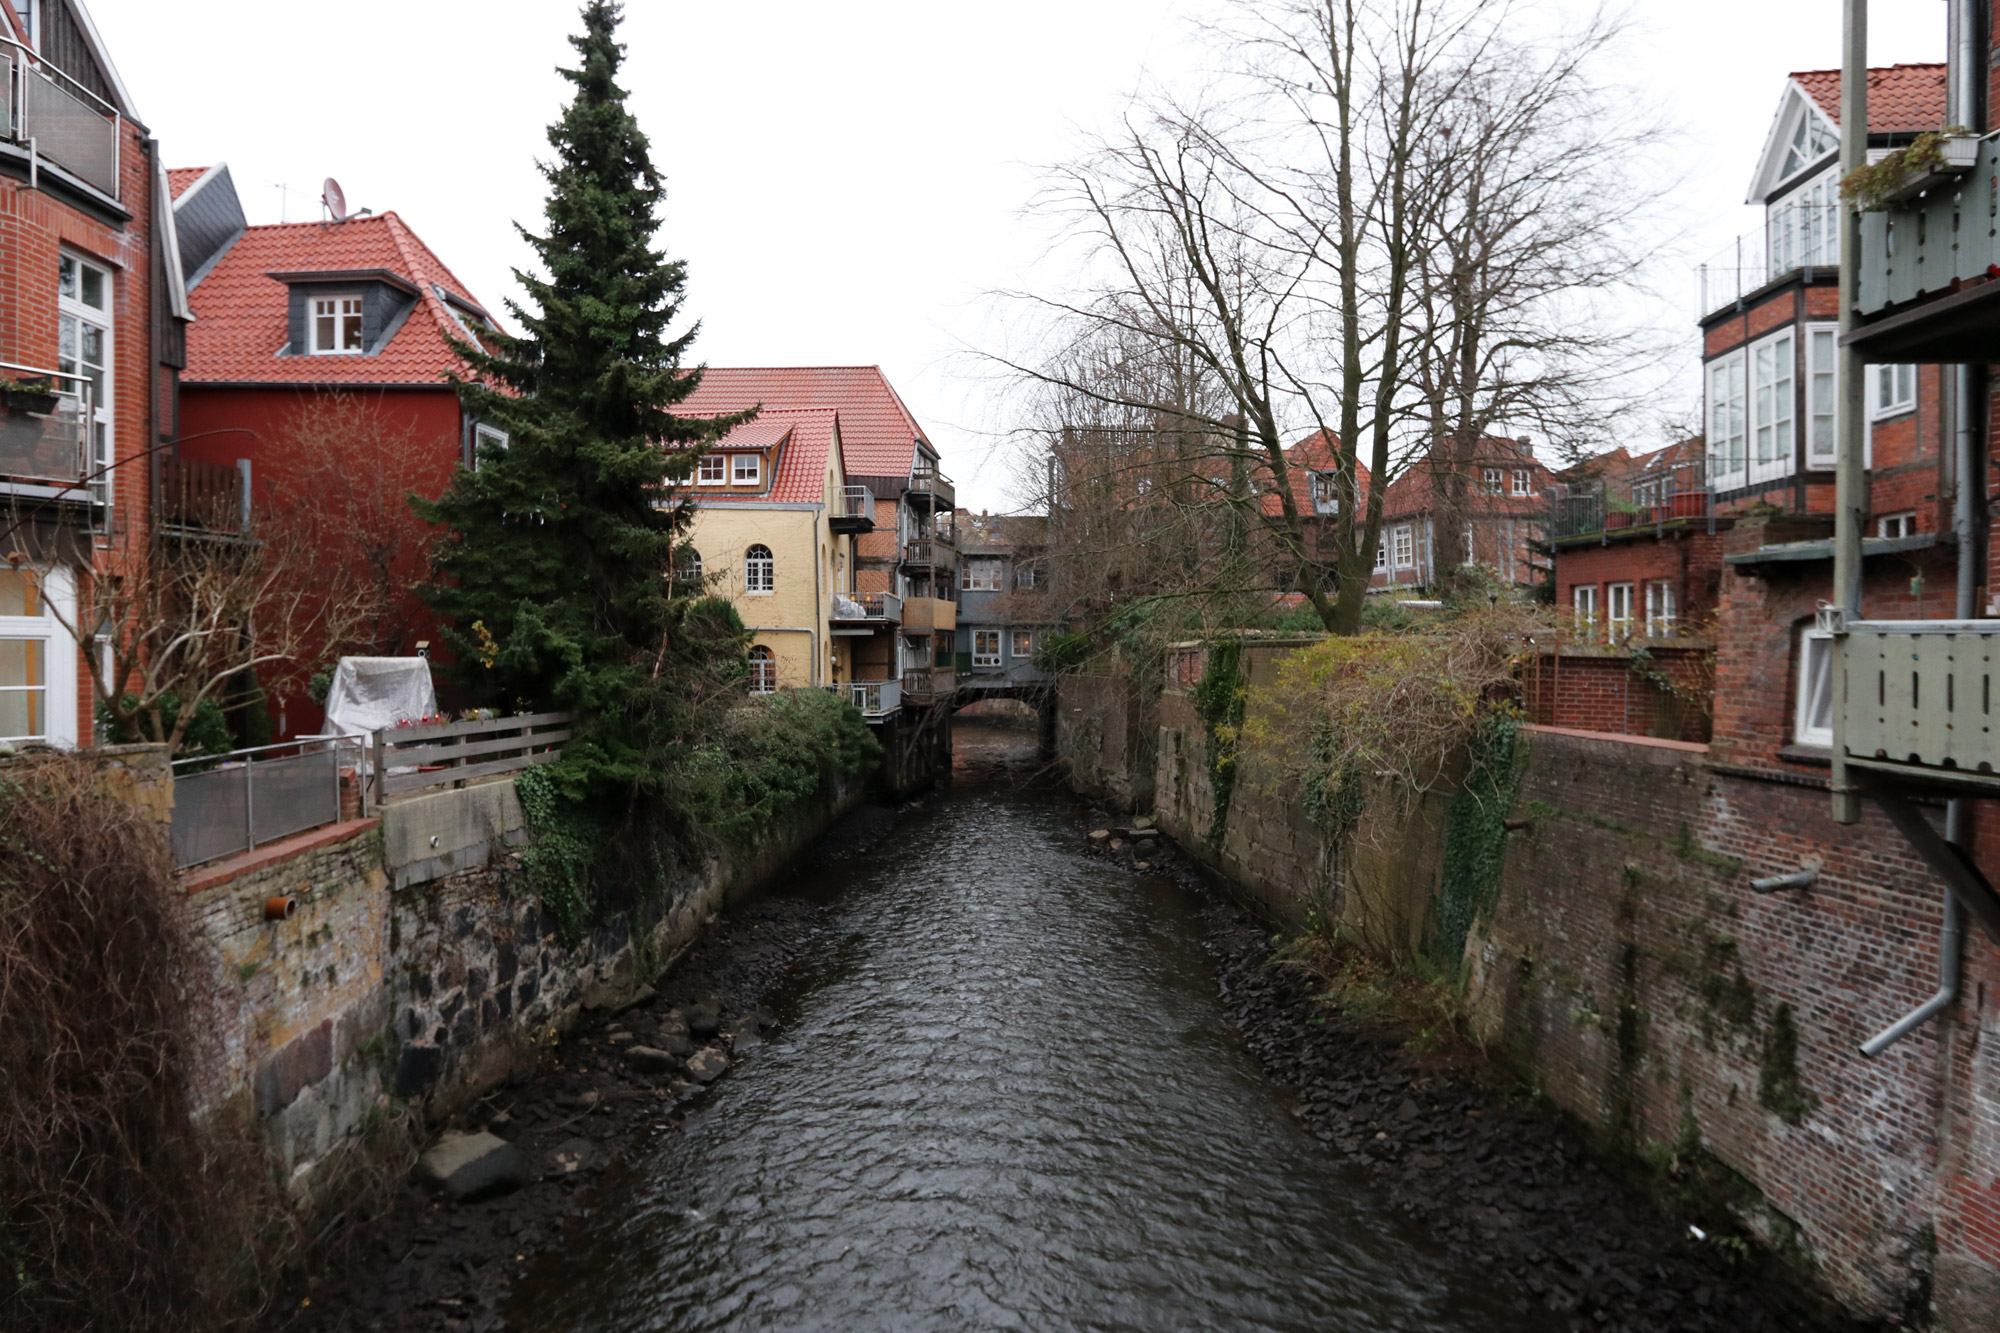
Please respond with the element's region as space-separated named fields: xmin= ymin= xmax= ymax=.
xmin=697 ymin=453 xmax=725 ymax=484
xmin=1780 ymin=110 xmax=1838 ymax=181
xmin=744 ymin=544 xmax=773 ymax=593
xmin=1464 ymin=527 xmax=1476 ymax=564
xmin=1877 ymin=511 xmax=1917 ymax=539
xmin=731 ymin=453 xmax=761 ymax=485
xmin=1482 ymin=467 xmax=1504 ymax=495
xmin=14 ymin=0 xmax=35 ymax=47
xmin=57 ymin=253 xmax=110 ymax=507
xmin=675 ymin=548 xmax=703 ymax=583
xmin=1707 ymin=351 xmax=1748 ymax=489
xmin=1607 ymin=582 xmax=1635 ymax=642
xmin=1644 ymin=580 xmax=1677 ymax=637
xmin=972 ymin=630 xmax=1001 ymax=668
xmin=1873 ymin=363 xmax=1916 ymax=419
xmin=471 ymin=422 xmax=508 ymax=471
xmin=1511 ymin=469 xmax=1532 ymax=497
xmin=1807 ymin=325 xmax=1838 ymax=467
xmin=1014 ymin=565 xmax=1038 ymax=590
xmin=1795 ymin=629 xmax=1834 ymax=747
xmin=747 ymin=645 xmax=776 ymax=695
xmin=0 ymin=567 xmax=72 ymax=745
xmin=309 ymin=294 xmax=365 ymax=354
xmin=1374 ymin=538 xmax=1388 ymax=573
xmin=1751 ymin=331 xmax=1794 ymax=484
xmin=1573 ymin=584 xmax=1598 ymax=633
xmin=1391 ymin=524 xmax=1414 ymax=569
xmin=963 ymin=558 xmax=1003 ymax=592
xmin=1768 ymin=168 xmax=1840 ymax=275
xmin=1011 ymin=630 xmax=1034 ymax=659
xmin=1310 ymin=471 xmax=1338 ymax=514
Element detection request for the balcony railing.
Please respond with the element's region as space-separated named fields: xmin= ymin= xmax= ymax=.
xmin=0 ymin=362 xmax=88 ymax=488
xmin=909 ymin=464 xmax=955 ymax=509
xmin=161 ymin=457 xmax=248 ymax=534
xmin=843 ymin=679 xmax=901 ymax=718
xmin=171 ymin=736 xmax=363 ymax=870
xmin=901 ymin=595 xmax=956 ymax=632
xmin=0 ymin=37 xmax=120 ymax=200
xmin=901 ymin=668 xmax=955 ymax=701
xmin=903 ymin=539 xmax=957 ymax=569
xmin=831 ymin=590 xmax=902 ymax=624
xmin=1548 ymin=462 xmax=1712 ymax=543
xmin=1697 ymin=207 xmax=1839 ymax=315
xmin=833 ymin=484 xmax=875 ymax=525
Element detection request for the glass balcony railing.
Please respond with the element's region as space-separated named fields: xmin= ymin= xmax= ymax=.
xmin=0 ymin=38 xmax=121 ymax=200
xmin=0 ymin=363 xmax=89 ymax=489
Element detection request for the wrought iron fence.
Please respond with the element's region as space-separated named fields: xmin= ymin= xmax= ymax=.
xmin=170 ymin=735 xmax=363 ymax=870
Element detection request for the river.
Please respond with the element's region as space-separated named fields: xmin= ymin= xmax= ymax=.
xmin=502 ymin=723 xmax=1542 ymax=1332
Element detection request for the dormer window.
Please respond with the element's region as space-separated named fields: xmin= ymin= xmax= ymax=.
xmin=732 ymin=453 xmax=761 ymax=485
xmin=697 ymin=453 xmax=725 ymax=485
xmin=311 ymin=295 xmax=364 ymax=354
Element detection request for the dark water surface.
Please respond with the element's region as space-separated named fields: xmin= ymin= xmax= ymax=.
xmin=505 ymin=726 xmax=1540 ymax=1333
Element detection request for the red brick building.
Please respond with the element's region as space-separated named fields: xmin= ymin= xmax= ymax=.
xmin=0 ymin=0 xmax=184 ymax=748
xmin=1365 ymin=436 xmax=1551 ymax=592
xmin=168 ymin=165 xmax=498 ymax=735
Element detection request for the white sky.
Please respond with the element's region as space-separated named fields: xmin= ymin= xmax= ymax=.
xmin=85 ymin=0 xmax=1945 ymax=511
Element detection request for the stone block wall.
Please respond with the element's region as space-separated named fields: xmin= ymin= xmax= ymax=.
xmin=1055 ymin=673 xmax=1152 ymax=811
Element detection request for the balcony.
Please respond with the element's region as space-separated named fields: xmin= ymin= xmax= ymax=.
xmin=901 ymin=668 xmax=956 ymax=702
xmin=908 ymin=464 xmax=955 ymax=510
xmin=0 ymin=37 xmax=121 ymax=201
xmin=1831 ymin=617 xmax=2000 ymax=795
xmin=1547 ymin=461 xmax=1711 ymax=545
xmin=902 ymin=539 xmax=957 ymax=572
xmin=1696 ymin=207 xmax=1838 ymax=317
xmin=1849 ymin=131 xmax=2000 ymax=362
xmin=901 ymin=596 xmax=956 ymax=633
xmin=842 ymin=679 xmax=901 ymax=719
xmin=829 ymin=484 xmax=876 ymax=534
xmin=0 ymin=363 xmax=89 ymax=497
xmin=831 ymin=590 xmax=901 ymax=630
xmin=161 ymin=457 xmax=249 ymax=536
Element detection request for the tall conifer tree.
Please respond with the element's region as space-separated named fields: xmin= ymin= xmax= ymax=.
xmin=418 ymin=0 xmax=748 ymax=791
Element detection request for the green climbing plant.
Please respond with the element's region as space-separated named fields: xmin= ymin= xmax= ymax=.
xmin=1433 ymin=716 xmax=1524 ymax=973
xmin=1192 ymin=639 xmax=1248 ymax=852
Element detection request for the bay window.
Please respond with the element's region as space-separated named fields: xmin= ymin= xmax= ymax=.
xmin=1751 ymin=331 xmax=1794 ymax=485
xmin=1707 ymin=352 xmax=1747 ymax=490
xmin=1806 ymin=326 xmax=1837 ymax=469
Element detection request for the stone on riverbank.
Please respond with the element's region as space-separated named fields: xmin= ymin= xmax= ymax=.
xmin=687 ymin=1045 xmax=728 ymax=1083
xmin=417 ymin=1130 xmax=526 ymax=1201
xmin=623 ymin=1045 xmax=679 ymax=1075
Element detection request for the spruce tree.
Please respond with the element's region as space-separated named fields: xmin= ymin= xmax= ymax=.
xmin=417 ymin=0 xmax=748 ymax=794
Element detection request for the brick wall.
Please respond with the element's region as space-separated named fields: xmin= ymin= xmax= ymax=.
xmin=1521 ymin=645 xmax=1712 ymax=743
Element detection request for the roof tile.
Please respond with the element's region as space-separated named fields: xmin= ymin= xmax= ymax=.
xmin=1792 ymin=64 xmax=1948 ymax=133
xmin=677 ymin=366 xmax=932 ymax=477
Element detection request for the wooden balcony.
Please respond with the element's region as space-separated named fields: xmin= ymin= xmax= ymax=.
xmin=901 ymin=668 xmax=956 ymax=702
xmin=908 ymin=465 xmax=955 ymax=510
xmin=901 ymin=596 xmax=956 ymax=633
xmin=161 ymin=458 xmax=249 ymax=535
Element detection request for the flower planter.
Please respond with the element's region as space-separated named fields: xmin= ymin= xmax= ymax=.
xmin=3 ymin=386 xmax=58 ymax=416
xmin=1669 ymin=490 xmax=1707 ymax=520
xmin=1879 ymin=134 xmax=1980 ymax=204
xmin=1604 ymin=511 xmax=1635 ymax=531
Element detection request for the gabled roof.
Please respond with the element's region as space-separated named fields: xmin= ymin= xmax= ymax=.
xmin=1258 ymin=428 xmax=1372 ymax=517
xmin=1378 ymin=438 xmax=1550 ymax=521
xmin=1748 ymin=65 xmax=1948 ymax=204
xmin=179 ymin=209 xmax=491 ymax=387
xmin=694 ymin=407 xmax=841 ymax=505
xmin=166 ymin=166 xmax=209 ymax=200
xmin=677 ymin=366 xmax=933 ymax=477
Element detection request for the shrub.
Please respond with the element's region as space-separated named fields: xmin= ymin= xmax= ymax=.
xmin=677 ymin=688 xmax=883 ymax=846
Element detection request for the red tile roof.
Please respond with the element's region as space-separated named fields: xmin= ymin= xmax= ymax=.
xmin=676 ymin=366 xmax=932 ymax=478
xmin=1792 ymin=64 xmax=1948 ymax=133
xmin=693 ymin=408 xmax=840 ymax=505
xmin=181 ymin=211 xmax=488 ymax=387
xmin=1379 ymin=438 xmax=1550 ymax=520
xmin=167 ymin=166 xmax=209 ymax=200
xmin=1259 ymin=429 xmax=1372 ymax=516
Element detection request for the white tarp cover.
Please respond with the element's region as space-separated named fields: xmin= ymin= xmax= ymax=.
xmin=322 ymin=657 xmax=438 ymax=743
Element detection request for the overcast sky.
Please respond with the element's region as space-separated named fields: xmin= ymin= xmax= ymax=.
xmin=87 ymin=0 xmax=1944 ymax=512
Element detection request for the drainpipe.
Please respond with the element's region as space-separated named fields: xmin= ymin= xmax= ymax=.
xmin=1861 ymin=812 xmax=1965 ymax=1056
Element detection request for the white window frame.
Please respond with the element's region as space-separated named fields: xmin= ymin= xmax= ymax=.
xmin=747 ymin=645 xmax=777 ymax=695
xmin=1795 ymin=629 xmax=1834 ymax=747
xmin=744 ymin=544 xmax=774 ymax=594
xmin=1877 ymin=511 xmax=1917 ymax=539
xmin=1607 ymin=581 xmax=1635 ymax=642
xmin=58 ymin=252 xmax=111 ymax=510
xmin=1014 ymin=565 xmax=1038 ymax=590
xmin=0 ymin=565 xmax=77 ymax=746
xmin=697 ymin=453 xmax=726 ymax=485
xmin=1481 ymin=467 xmax=1503 ymax=495
xmin=1374 ymin=537 xmax=1388 ymax=573
xmin=1573 ymin=584 xmax=1598 ymax=634
xmin=963 ymin=558 xmax=1003 ymax=592
xmin=1391 ymin=524 xmax=1414 ymax=569
xmin=1806 ymin=324 xmax=1838 ymax=469
xmin=1310 ymin=470 xmax=1338 ymax=514
xmin=1749 ymin=329 xmax=1795 ymax=486
xmin=309 ymin=293 xmax=365 ymax=355
xmin=1510 ymin=469 xmax=1532 ymax=497
xmin=1872 ymin=363 xmax=1916 ymax=420
xmin=731 ymin=453 xmax=761 ymax=486
xmin=1644 ymin=580 xmax=1677 ymax=638
xmin=1708 ymin=349 xmax=1748 ymax=491
xmin=471 ymin=422 xmax=508 ymax=471
xmin=1011 ymin=630 xmax=1034 ymax=659
xmin=676 ymin=548 xmax=703 ymax=583
xmin=972 ymin=629 xmax=1002 ymax=668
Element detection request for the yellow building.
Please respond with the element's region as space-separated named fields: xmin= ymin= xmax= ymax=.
xmin=679 ymin=408 xmax=885 ymax=691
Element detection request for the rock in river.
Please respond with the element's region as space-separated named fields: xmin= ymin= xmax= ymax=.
xmin=687 ymin=1045 xmax=729 ymax=1083
xmin=417 ymin=1130 xmax=526 ymax=1201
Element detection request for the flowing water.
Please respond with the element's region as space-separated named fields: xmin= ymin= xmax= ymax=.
xmin=505 ymin=724 xmax=1539 ymax=1333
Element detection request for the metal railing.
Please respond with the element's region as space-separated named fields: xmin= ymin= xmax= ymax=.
xmin=843 ymin=679 xmax=901 ymax=717
xmin=1548 ymin=462 xmax=1711 ymax=543
xmin=160 ymin=457 xmax=249 ymax=533
xmin=171 ymin=735 xmax=363 ymax=870
xmin=1697 ymin=207 xmax=1839 ymax=314
xmin=1547 ymin=483 xmax=1605 ymax=542
xmin=901 ymin=668 xmax=955 ymax=700
xmin=909 ymin=464 xmax=955 ymax=508
xmin=834 ymin=485 xmax=875 ymax=524
xmin=371 ymin=711 xmax=573 ymax=803
xmin=0 ymin=36 xmax=120 ymax=199
xmin=903 ymin=539 xmax=956 ymax=568
xmin=0 ymin=361 xmax=88 ymax=487
xmin=831 ymin=590 xmax=902 ymax=623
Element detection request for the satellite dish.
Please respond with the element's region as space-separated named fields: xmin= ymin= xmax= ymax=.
xmin=322 ymin=177 xmax=347 ymax=224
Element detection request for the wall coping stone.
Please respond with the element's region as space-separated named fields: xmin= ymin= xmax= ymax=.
xmin=1520 ymin=724 xmax=1707 ymax=754
xmin=179 ymin=818 xmax=381 ymax=895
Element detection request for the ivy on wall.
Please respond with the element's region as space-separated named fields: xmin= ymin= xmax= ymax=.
xmin=1192 ymin=639 xmax=1247 ymax=853
xmin=1432 ymin=716 xmax=1524 ymax=974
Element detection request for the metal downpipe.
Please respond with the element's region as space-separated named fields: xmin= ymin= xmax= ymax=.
xmin=1861 ymin=803 xmax=1967 ymax=1057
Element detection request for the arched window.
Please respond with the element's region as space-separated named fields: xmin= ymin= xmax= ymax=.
xmin=747 ymin=645 xmax=777 ymax=694
xmin=675 ymin=548 xmax=703 ymax=584
xmin=745 ymin=544 xmax=774 ymax=593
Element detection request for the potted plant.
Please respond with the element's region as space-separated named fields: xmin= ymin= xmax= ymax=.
xmin=1604 ymin=498 xmax=1642 ymax=531
xmin=3 ymin=377 xmax=59 ymax=416
xmin=1843 ymin=129 xmax=1981 ymax=210
xmin=1669 ymin=489 xmax=1708 ymax=520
